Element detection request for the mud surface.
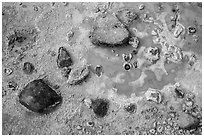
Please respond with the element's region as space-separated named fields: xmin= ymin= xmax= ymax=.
xmin=2 ymin=2 xmax=202 ymax=135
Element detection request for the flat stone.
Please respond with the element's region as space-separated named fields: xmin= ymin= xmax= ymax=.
xmin=57 ymin=47 xmax=73 ymax=68
xmin=68 ymin=65 xmax=90 ymax=85
xmin=19 ymin=79 xmax=62 ymax=114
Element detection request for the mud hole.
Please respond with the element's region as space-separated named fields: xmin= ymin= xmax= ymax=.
xmin=2 ymin=2 xmax=202 ymax=135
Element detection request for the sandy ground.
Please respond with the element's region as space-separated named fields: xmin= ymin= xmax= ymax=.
xmin=2 ymin=2 xmax=202 ymax=135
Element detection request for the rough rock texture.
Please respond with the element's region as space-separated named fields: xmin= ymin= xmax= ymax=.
xmin=19 ymin=79 xmax=62 ymax=114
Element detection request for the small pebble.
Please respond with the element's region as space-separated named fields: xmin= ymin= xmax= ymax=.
xmin=4 ymin=68 xmax=13 ymax=76
xmin=62 ymin=2 xmax=69 ymax=6
xmin=33 ymin=6 xmax=38 ymax=12
xmin=95 ymin=65 xmax=103 ymax=77
xmin=139 ymin=4 xmax=145 ymax=10
xmin=23 ymin=62 xmax=35 ymax=75
xmin=188 ymin=26 xmax=196 ymax=34
xmin=76 ymin=125 xmax=82 ymax=130
xmin=132 ymin=61 xmax=138 ymax=68
xmin=7 ymin=81 xmax=18 ymax=90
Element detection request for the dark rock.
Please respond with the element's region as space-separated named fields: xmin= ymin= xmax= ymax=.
xmin=19 ymin=79 xmax=62 ymax=114
xmin=187 ymin=26 xmax=196 ymax=34
xmin=7 ymin=81 xmax=18 ymax=90
xmin=174 ymin=87 xmax=185 ymax=98
xmin=4 ymin=68 xmax=13 ymax=76
xmin=91 ymin=98 xmax=109 ymax=118
xmin=61 ymin=67 xmax=72 ymax=78
xmin=95 ymin=65 xmax=103 ymax=77
xmin=57 ymin=47 xmax=73 ymax=68
xmin=23 ymin=62 xmax=35 ymax=75
xmin=122 ymin=53 xmax=132 ymax=62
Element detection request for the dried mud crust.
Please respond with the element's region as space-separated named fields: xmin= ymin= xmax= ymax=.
xmin=2 ymin=2 xmax=202 ymax=135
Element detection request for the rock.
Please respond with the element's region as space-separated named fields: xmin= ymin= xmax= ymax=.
xmin=7 ymin=81 xmax=18 ymax=90
xmin=122 ymin=53 xmax=132 ymax=62
xmin=139 ymin=4 xmax=145 ymax=10
xmin=68 ymin=65 xmax=90 ymax=85
xmin=76 ymin=125 xmax=82 ymax=130
xmin=95 ymin=65 xmax=103 ymax=77
xmin=174 ymin=87 xmax=185 ymax=98
xmin=145 ymin=88 xmax=162 ymax=103
xmin=124 ymin=103 xmax=137 ymax=113
xmin=177 ymin=113 xmax=201 ymax=130
xmin=173 ymin=23 xmax=185 ymax=38
xmin=116 ymin=9 xmax=138 ymax=26
xmin=90 ymin=14 xmax=130 ymax=47
xmin=61 ymin=67 xmax=72 ymax=78
xmin=165 ymin=45 xmax=183 ymax=63
xmin=91 ymin=98 xmax=109 ymax=118
xmin=143 ymin=46 xmax=160 ymax=64
xmin=57 ymin=47 xmax=73 ymax=68
xmin=187 ymin=26 xmax=196 ymax=35
xmin=4 ymin=68 xmax=13 ymax=76
xmin=19 ymin=79 xmax=62 ymax=114
xmin=23 ymin=62 xmax=35 ymax=75
xmin=129 ymin=36 xmax=140 ymax=48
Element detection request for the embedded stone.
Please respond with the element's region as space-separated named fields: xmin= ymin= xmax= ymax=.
xmin=165 ymin=45 xmax=183 ymax=63
xmin=95 ymin=65 xmax=103 ymax=77
xmin=91 ymin=98 xmax=109 ymax=118
xmin=23 ymin=62 xmax=35 ymax=75
xmin=116 ymin=9 xmax=138 ymax=26
xmin=19 ymin=79 xmax=62 ymax=114
xmin=57 ymin=47 xmax=73 ymax=68
xmin=122 ymin=53 xmax=132 ymax=62
xmin=145 ymin=88 xmax=162 ymax=103
xmin=129 ymin=36 xmax=140 ymax=48
xmin=90 ymin=14 xmax=129 ymax=47
xmin=173 ymin=23 xmax=185 ymax=38
xmin=143 ymin=47 xmax=160 ymax=64
xmin=187 ymin=26 xmax=196 ymax=34
xmin=124 ymin=103 xmax=137 ymax=113
xmin=68 ymin=65 xmax=90 ymax=85
xmin=174 ymin=87 xmax=185 ymax=98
